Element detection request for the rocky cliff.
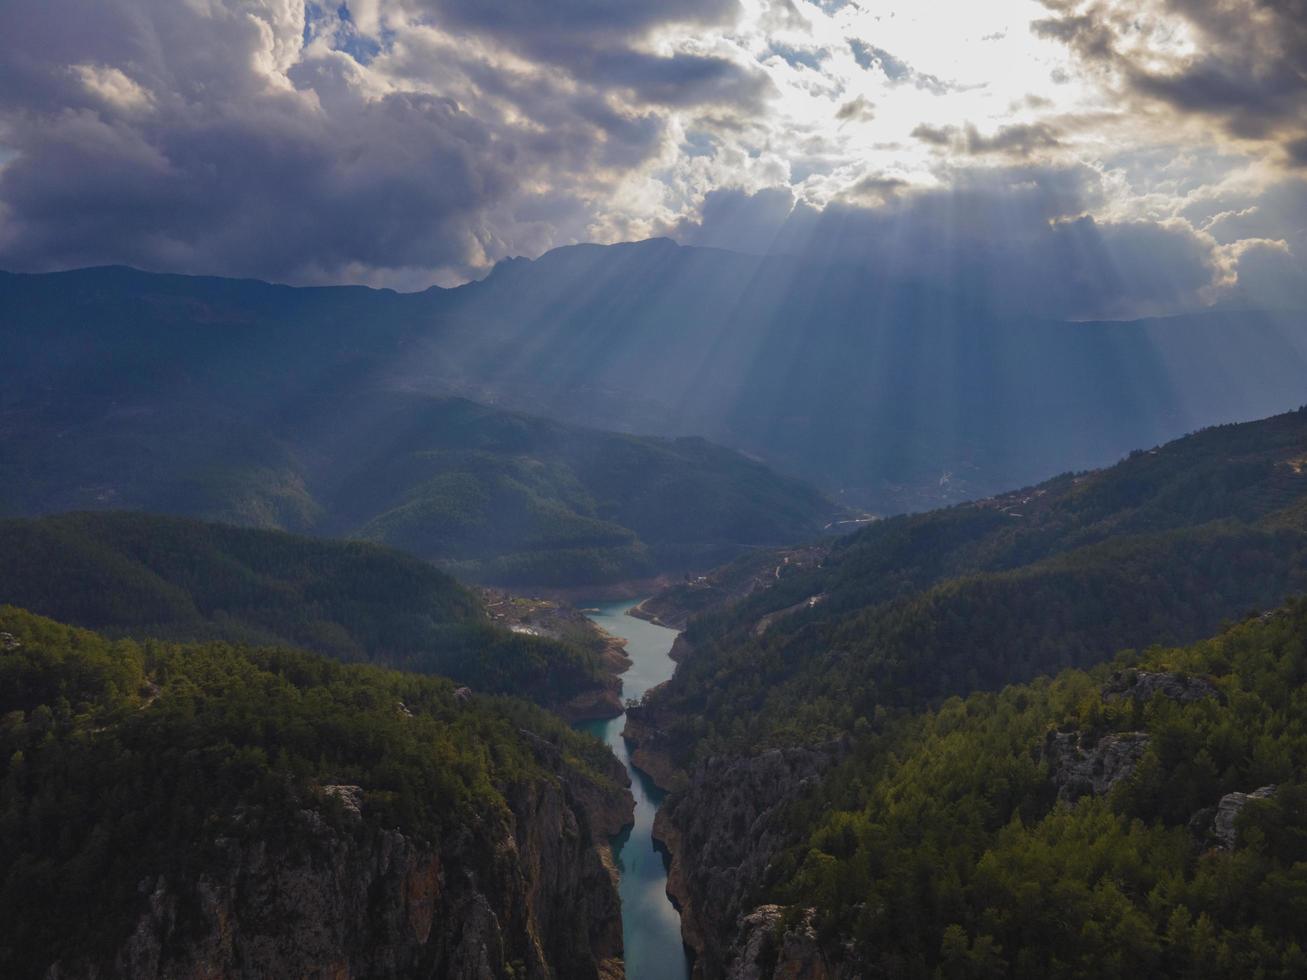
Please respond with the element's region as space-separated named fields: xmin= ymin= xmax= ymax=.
xmin=724 ymin=906 xmax=837 ymax=980
xmin=43 ymin=742 xmax=633 ymax=980
xmin=652 ymin=742 xmax=847 ymax=980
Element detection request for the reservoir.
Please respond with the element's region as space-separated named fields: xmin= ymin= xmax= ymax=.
xmin=576 ymin=599 xmax=691 ymax=980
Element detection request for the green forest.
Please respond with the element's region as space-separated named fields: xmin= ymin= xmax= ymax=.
xmin=0 ymin=511 xmax=607 ymax=707
xmin=0 ymin=605 xmax=624 ymax=977
xmin=765 ymin=598 xmax=1307 ymax=978
xmin=0 ymin=327 xmax=840 ymax=584
xmin=643 ymin=409 xmax=1307 ymax=764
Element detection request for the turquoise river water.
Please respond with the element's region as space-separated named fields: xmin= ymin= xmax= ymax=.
xmin=575 ymin=599 xmax=691 ymax=980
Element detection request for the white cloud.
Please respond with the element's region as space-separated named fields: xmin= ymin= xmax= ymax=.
xmin=72 ymin=64 xmax=154 ymax=112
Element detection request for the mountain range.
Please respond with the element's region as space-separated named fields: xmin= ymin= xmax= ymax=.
xmin=0 ymin=263 xmax=840 ymax=585
xmin=6 ymin=242 xmax=1306 ymax=519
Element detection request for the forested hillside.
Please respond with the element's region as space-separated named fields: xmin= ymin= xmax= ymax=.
xmin=0 ymin=607 xmax=631 ymax=978
xmin=301 ymin=393 xmax=838 ymax=584
xmin=636 ymin=408 xmax=1307 ymax=767
xmin=641 ymin=410 xmax=1307 ymax=979
xmin=0 ymin=270 xmax=838 ymax=587
xmin=743 ymin=598 xmax=1307 ymax=978
xmin=0 ymin=511 xmax=608 ymax=708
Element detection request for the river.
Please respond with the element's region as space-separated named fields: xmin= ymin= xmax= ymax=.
xmin=575 ymin=599 xmax=691 ymax=980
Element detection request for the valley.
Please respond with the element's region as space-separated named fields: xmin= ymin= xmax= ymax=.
xmin=625 ymin=407 xmax=1307 ymax=978
xmin=5 ymin=402 xmax=1307 ymax=978
xmin=576 ymin=602 xmax=692 ymax=980
xmin=9 ymin=4 xmax=1307 ymax=975
xmin=3 ymin=248 xmax=1307 ymax=980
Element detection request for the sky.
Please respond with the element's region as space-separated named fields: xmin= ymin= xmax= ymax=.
xmin=0 ymin=0 xmax=1304 ymax=317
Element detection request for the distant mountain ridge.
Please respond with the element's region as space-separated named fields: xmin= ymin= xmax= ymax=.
xmin=0 ymin=263 xmax=840 ymax=585
xmin=5 ymin=244 xmax=1306 ymax=516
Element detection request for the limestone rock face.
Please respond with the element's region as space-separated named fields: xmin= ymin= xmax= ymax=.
xmin=1101 ymin=670 xmax=1224 ymax=704
xmin=654 ymin=741 xmax=848 ymax=980
xmin=1212 ymin=785 xmax=1278 ymax=848
xmin=725 ymin=906 xmax=835 ymax=980
xmin=1043 ymin=730 xmax=1151 ymax=802
xmin=321 ymin=784 xmax=364 ymax=818
xmin=45 ymin=746 xmax=633 ymax=980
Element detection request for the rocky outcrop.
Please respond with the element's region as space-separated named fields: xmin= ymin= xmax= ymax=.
xmin=628 ymin=597 xmax=687 ymax=631
xmin=725 ymin=906 xmax=835 ymax=980
xmin=559 ymin=684 xmax=626 ymax=722
xmin=669 ymin=634 xmax=695 ymax=664
xmin=622 ymin=701 xmax=689 ymax=793
xmin=1102 ymin=670 xmax=1224 ymax=704
xmin=1212 ymin=785 xmax=1278 ymax=848
xmin=654 ymin=742 xmax=848 ymax=979
xmin=321 ymin=783 xmax=364 ymax=818
xmin=1043 ymin=730 xmax=1151 ymax=803
xmin=47 ymin=745 xmax=633 ymax=980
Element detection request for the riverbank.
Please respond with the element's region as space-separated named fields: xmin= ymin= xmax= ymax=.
xmin=576 ymin=600 xmax=691 ymax=980
xmin=479 ymin=587 xmax=632 ymax=721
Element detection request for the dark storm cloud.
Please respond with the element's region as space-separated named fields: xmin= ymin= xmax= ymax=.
xmin=415 ymin=0 xmax=738 ymax=47
xmin=582 ymin=49 xmax=771 ymax=110
xmin=0 ymin=80 xmax=514 ymax=279
xmin=673 ymin=167 xmax=1225 ymax=319
xmin=1033 ymin=0 xmax=1307 ymax=165
xmin=405 ymin=0 xmax=767 ymax=110
xmin=0 ymin=0 xmax=752 ymax=283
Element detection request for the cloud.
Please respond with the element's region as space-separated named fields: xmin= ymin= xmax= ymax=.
xmin=672 ymin=185 xmax=797 ymax=252
xmin=848 ymin=39 xmax=953 ymax=94
xmin=674 ymin=166 xmax=1233 ymax=319
xmin=1227 ymin=238 xmax=1307 ymax=308
xmin=835 ymin=95 xmax=875 ymax=123
xmin=72 ymin=64 xmax=155 ymax=112
xmin=841 ymin=175 xmax=908 ymax=204
xmin=0 ymin=0 xmax=1301 ymax=310
xmin=397 ymin=0 xmax=766 ymax=109
xmin=964 ymin=122 xmax=1061 ymax=155
xmin=911 ymin=123 xmax=955 ymax=146
xmin=408 ymin=0 xmax=739 ymax=48
xmin=1032 ymin=0 xmax=1307 ymax=166
xmin=0 ymin=0 xmax=756 ymax=285
xmin=912 ymin=121 xmax=1062 ymax=157
xmin=584 ymin=49 xmax=771 ymax=110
